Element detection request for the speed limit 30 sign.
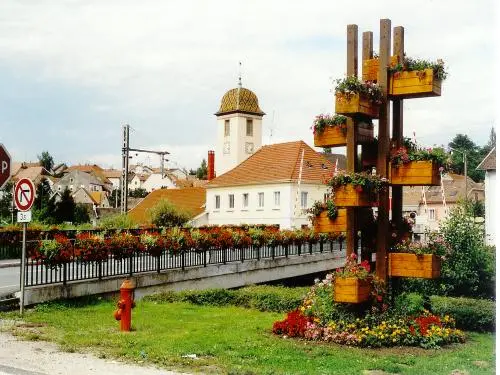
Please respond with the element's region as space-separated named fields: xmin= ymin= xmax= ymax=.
xmin=14 ymin=178 xmax=35 ymax=211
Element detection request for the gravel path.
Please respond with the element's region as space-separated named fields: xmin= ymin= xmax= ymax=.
xmin=0 ymin=330 xmax=192 ymax=375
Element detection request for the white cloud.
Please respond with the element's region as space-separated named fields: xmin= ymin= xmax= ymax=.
xmin=0 ymin=0 xmax=496 ymax=168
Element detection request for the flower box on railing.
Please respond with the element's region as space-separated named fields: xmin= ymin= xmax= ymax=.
xmin=362 ymin=55 xmax=399 ymax=82
xmin=334 ymin=277 xmax=371 ymax=303
xmin=333 ymin=185 xmax=374 ymax=207
xmin=389 ymin=253 xmax=441 ymax=279
xmin=390 ymin=160 xmax=441 ymax=186
xmin=389 ymin=69 xmax=441 ymax=99
xmin=314 ymin=122 xmax=373 ymax=148
xmin=335 ymin=93 xmax=379 ymax=119
xmin=313 ymin=209 xmax=347 ymax=233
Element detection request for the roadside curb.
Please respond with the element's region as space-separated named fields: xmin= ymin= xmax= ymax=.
xmin=0 ymin=261 xmax=20 ymax=269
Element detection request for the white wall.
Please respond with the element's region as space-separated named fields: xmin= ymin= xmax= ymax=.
xmin=142 ymin=173 xmax=176 ymax=192
xmin=485 ymin=170 xmax=496 ymax=245
xmin=206 ymin=182 xmax=328 ymax=229
xmin=215 ymin=113 xmax=263 ymax=177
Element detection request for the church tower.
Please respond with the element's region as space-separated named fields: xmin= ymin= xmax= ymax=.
xmin=214 ymin=82 xmax=265 ymax=176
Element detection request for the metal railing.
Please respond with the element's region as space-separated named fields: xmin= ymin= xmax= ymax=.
xmin=23 ymin=239 xmax=345 ymax=287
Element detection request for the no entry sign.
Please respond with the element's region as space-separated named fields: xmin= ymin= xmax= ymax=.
xmin=14 ymin=178 xmax=35 ymax=211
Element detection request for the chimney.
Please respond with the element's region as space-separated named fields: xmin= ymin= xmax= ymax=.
xmin=207 ymin=150 xmax=215 ymax=181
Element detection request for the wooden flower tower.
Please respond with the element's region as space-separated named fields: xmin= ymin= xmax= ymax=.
xmin=316 ymin=19 xmax=444 ymax=284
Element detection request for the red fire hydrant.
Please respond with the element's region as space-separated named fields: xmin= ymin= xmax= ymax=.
xmin=114 ymin=279 xmax=136 ymax=331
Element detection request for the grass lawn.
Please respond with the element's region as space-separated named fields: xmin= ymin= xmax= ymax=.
xmin=0 ymin=299 xmax=495 ymax=375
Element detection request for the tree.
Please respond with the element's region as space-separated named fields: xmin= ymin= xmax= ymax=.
xmin=37 ymin=151 xmax=54 ymax=172
xmin=196 ymin=159 xmax=208 ymax=180
xmin=323 ymin=147 xmax=332 ymax=154
xmin=129 ymin=188 xmax=148 ymax=198
xmin=74 ymin=204 xmax=91 ymax=224
xmin=0 ymin=181 xmax=13 ymax=224
xmin=448 ymin=134 xmax=484 ymax=182
xmin=482 ymin=126 xmax=496 ymax=154
xmin=147 ymin=199 xmax=191 ymax=227
xmin=53 ymin=188 xmax=76 ymax=223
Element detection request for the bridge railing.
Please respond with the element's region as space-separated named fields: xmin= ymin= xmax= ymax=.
xmin=23 ymin=238 xmax=345 ymax=287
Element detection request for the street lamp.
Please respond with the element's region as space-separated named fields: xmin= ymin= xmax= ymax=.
xmin=449 ymin=148 xmax=468 ymax=201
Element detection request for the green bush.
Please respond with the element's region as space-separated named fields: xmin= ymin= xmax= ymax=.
xmin=430 ymin=295 xmax=495 ymax=332
xmin=99 ymin=214 xmax=137 ymax=229
xmin=144 ymin=285 xmax=307 ymax=313
xmin=394 ymin=292 xmax=425 ymax=316
xmin=147 ymin=199 xmax=191 ymax=227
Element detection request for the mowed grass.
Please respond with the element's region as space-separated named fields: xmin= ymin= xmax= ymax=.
xmin=0 ymin=299 xmax=495 ymax=375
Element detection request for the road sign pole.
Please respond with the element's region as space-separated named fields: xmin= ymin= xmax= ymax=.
xmin=20 ymin=222 xmax=27 ymax=315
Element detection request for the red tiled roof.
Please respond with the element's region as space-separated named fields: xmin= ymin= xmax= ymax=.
xmin=128 ymin=187 xmax=206 ymax=224
xmin=207 ymin=141 xmax=333 ymax=188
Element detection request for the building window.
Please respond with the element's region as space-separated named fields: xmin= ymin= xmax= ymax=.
xmin=300 ymin=191 xmax=308 ymax=209
xmin=246 ymin=119 xmax=253 ymax=136
xmin=224 ymin=120 xmax=230 ymax=136
xmin=428 ymin=208 xmax=436 ymax=221
xmin=258 ymin=192 xmax=264 ymax=208
xmin=242 ymin=193 xmax=249 ymax=208
xmin=215 ymin=195 xmax=220 ymax=210
xmin=228 ymin=194 xmax=234 ymax=209
xmin=274 ymin=191 xmax=280 ymax=207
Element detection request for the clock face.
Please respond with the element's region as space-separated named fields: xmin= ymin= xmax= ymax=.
xmin=223 ymin=142 xmax=230 ymax=154
xmin=245 ymin=142 xmax=254 ymax=154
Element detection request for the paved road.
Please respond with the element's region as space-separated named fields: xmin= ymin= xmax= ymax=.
xmin=0 ymin=266 xmax=19 ymax=297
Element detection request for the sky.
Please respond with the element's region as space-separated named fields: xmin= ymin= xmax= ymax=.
xmin=0 ymin=0 xmax=497 ymax=172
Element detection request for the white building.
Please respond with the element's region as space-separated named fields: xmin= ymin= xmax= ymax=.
xmin=477 ymin=147 xmax=496 ymax=245
xmin=214 ymin=84 xmax=265 ymax=176
xmin=206 ymin=140 xmax=333 ymax=229
xmin=142 ymin=173 xmax=177 ymax=192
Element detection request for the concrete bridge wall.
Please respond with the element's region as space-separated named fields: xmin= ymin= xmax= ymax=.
xmin=19 ymin=252 xmax=345 ymax=305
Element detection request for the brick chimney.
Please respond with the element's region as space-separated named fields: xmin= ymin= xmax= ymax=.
xmin=207 ymin=150 xmax=215 ymax=180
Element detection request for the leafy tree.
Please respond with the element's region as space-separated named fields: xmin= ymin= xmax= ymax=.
xmin=53 ymin=188 xmax=76 ymax=223
xmin=147 ymin=199 xmax=191 ymax=227
xmin=448 ymin=134 xmax=484 ymax=182
xmin=74 ymin=204 xmax=91 ymax=224
xmin=109 ymin=189 xmax=121 ymax=208
xmin=196 ymin=159 xmax=208 ymax=180
xmin=482 ymin=126 xmax=496 ymax=154
xmin=37 ymin=151 xmax=54 ymax=172
xmin=33 ymin=178 xmax=51 ymax=211
xmin=323 ymin=147 xmax=332 ymax=154
xmin=0 ymin=181 xmax=14 ymax=224
xmin=129 ymin=188 xmax=148 ymax=198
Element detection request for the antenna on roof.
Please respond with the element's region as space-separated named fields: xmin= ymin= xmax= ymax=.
xmin=268 ymin=110 xmax=277 ymax=144
xmin=238 ymin=61 xmax=242 ymax=89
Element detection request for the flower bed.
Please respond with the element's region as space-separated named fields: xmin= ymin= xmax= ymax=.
xmin=334 ymin=76 xmax=382 ymax=119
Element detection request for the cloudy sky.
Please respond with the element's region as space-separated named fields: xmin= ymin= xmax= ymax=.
xmin=0 ymin=0 xmax=497 ymax=171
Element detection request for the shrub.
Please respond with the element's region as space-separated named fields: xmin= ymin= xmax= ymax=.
xmin=99 ymin=214 xmax=137 ymax=229
xmin=147 ymin=199 xmax=191 ymax=227
xmin=430 ymin=296 xmax=495 ymax=332
xmin=394 ymin=293 xmax=425 ymax=316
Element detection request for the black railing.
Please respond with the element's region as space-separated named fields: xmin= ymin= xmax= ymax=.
xmin=23 ymin=238 xmax=345 ymax=287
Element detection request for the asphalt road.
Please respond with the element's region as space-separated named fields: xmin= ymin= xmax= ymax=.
xmin=0 ymin=266 xmax=19 ymax=297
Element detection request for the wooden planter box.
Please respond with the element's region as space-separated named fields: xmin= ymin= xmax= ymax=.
xmin=389 ymin=253 xmax=441 ymax=279
xmin=389 ymin=69 xmax=441 ymax=99
xmin=334 ymin=277 xmax=371 ymax=303
xmin=333 ymin=184 xmax=374 ymax=207
xmin=314 ymin=122 xmax=373 ymax=147
xmin=362 ymin=56 xmax=399 ymax=82
xmin=313 ymin=209 xmax=347 ymax=233
xmin=390 ymin=160 xmax=440 ymax=186
xmin=335 ymin=93 xmax=379 ymax=119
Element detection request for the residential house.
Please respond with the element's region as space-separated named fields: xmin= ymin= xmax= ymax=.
xmin=103 ymin=169 xmax=122 ymax=191
xmin=142 ymin=172 xmax=177 ymax=192
xmin=65 ymin=164 xmax=113 ymax=192
xmin=11 ymin=162 xmax=51 ymax=186
xmin=205 ymin=141 xmax=333 ymax=229
xmin=53 ymin=170 xmax=105 ymax=195
xmin=403 ymin=173 xmax=485 ymax=234
xmin=127 ymin=187 xmax=207 ymax=226
xmin=477 ymin=147 xmax=496 ymax=245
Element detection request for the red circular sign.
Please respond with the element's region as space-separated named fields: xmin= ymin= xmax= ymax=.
xmin=14 ymin=178 xmax=35 ymax=211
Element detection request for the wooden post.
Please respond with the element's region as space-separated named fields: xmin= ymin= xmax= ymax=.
xmin=345 ymin=24 xmax=358 ymax=258
xmin=391 ymin=26 xmax=405 ymax=225
xmin=376 ymin=19 xmax=391 ymax=281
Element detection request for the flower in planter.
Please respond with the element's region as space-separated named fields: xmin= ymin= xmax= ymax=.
xmin=389 ymin=56 xmax=448 ymax=81
xmin=190 ymin=228 xmax=213 ymax=251
xmin=392 ymin=232 xmax=451 ymax=258
xmin=139 ymin=232 xmax=164 ymax=257
xmin=327 ymin=171 xmax=388 ymax=196
xmin=389 ymin=137 xmax=451 ymax=171
xmin=36 ymin=234 xmax=73 ymax=268
xmin=336 ymin=253 xmax=371 ymax=280
xmin=335 ymin=76 xmax=384 ymax=104
xmin=74 ymin=233 xmax=108 ymax=262
xmin=311 ymin=113 xmax=348 ymax=135
xmin=107 ymin=232 xmax=139 ymax=260
xmin=307 ymin=200 xmax=338 ymax=221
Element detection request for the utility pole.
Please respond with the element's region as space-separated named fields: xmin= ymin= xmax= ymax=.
xmin=120 ymin=124 xmax=170 ymax=214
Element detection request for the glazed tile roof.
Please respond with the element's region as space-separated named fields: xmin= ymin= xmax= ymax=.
xmin=215 ymin=87 xmax=265 ymax=116
xmin=128 ymin=187 xmax=206 ymax=224
xmin=477 ymin=147 xmax=496 ymax=171
xmin=206 ymin=141 xmax=334 ymax=188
